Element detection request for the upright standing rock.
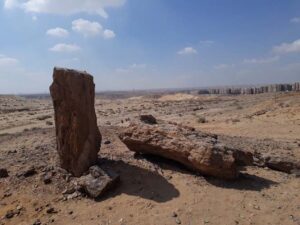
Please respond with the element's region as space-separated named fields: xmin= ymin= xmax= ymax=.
xmin=50 ymin=68 xmax=101 ymax=177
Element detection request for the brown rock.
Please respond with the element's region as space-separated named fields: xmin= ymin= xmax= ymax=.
xmin=119 ymin=121 xmax=239 ymax=179
xmin=0 ymin=168 xmax=9 ymax=178
xmin=78 ymin=166 xmax=120 ymax=198
xmin=140 ymin=114 xmax=157 ymax=124
xmin=262 ymin=154 xmax=300 ymax=173
xmin=50 ymin=68 xmax=101 ymax=177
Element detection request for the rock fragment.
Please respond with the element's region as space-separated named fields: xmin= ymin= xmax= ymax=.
xmin=139 ymin=114 xmax=157 ymax=124
xmin=49 ymin=68 xmax=101 ymax=177
xmin=78 ymin=166 xmax=119 ymax=198
xmin=0 ymin=168 xmax=9 ymax=178
xmin=261 ymin=153 xmax=300 ymax=173
xmin=17 ymin=166 xmax=36 ymax=178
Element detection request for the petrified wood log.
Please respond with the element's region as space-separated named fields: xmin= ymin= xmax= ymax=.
xmin=50 ymin=68 xmax=101 ymax=177
xmin=119 ymin=121 xmax=243 ymax=179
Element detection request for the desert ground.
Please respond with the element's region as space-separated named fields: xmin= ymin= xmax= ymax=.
xmin=0 ymin=91 xmax=299 ymax=225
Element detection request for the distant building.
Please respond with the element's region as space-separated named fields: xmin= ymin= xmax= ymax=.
xmin=199 ymin=82 xmax=299 ymax=95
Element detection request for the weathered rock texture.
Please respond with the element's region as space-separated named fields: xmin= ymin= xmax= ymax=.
xmin=50 ymin=68 xmax=101 ymax=177
xmin=78 ymin=166 xmax=120 ymax=198
xmin=119 ymin=120 xmax=246 ymax=179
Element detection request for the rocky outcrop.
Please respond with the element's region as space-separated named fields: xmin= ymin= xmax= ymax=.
xmin=50 ymin=68 xmax=101 ymax=177
xmin=119 ymin=120 xmax=246 ymax=179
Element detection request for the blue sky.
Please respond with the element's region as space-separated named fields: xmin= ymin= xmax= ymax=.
xmin=1 ymin=0 xmax=300 ymax=94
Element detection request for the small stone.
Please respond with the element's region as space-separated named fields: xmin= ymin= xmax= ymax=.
xmin=175 ymin=218 xmax=181 ymax=224
xmin=3 ymin=192 xmax=12 ymax=198
xmin=33 ymin=219 xmax=42 ymax=225
xmin=253 ymin=205 xmax=260 ymax=210
xmin=172 ymin=212 xmax=178 ymax=217
xmin=104 ymin=140 xmax=111 ymax=145
xmin=0 ymin=168 xmax=9 ymax=178
xmin=5 ymin=210 xmax=15 ymax=219
xmin=16 ymin=205 xmax=23 ymax=211
xmin=67 ymin=192 xmax=80 ymax=200
xmin=68 ymin=211 xmax=73 ymax=215
xmin=17 ymin=166 xmax=36 ymax=178
xmin=43 ymin=173 xmax=52 ymax=184
xmin=62 ymin=187 xmax=75 ymax=195
xmin=139 ymin=114 xmax=157 ymax=124
xmin=46 ymin=207 xmax=57 ymax=214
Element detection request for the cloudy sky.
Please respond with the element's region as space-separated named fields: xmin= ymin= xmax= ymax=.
xmin=1 ymin=0 xmax=300 ymax=94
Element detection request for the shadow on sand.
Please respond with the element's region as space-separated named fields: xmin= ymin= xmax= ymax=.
xmin=132 ymin=153 xmax=278 ymax=192
xmin=95 ymin=158 xmax=180 ymax=203
xmin=205 ymin=172 xmax=278 ymax=191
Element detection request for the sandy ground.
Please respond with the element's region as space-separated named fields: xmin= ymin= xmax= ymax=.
xmin=0 ymin=92 xmax=300 ymax=225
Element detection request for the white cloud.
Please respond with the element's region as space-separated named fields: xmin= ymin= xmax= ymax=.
xmin=177 ymin=47 xmax=198 ymax=55
xmin=103 ymin=29 xmax=116 ymax=39
xmin=46 ymin=27 xmax=69 ymax=38
xmin=273 ymin=39 xmax=300 ymax=54
xmin=290 ymin=17 xmax=300 ymax=23
xmin=4 ymin=0 xmax=126 ymax=18
xmin=243 ymin=56 xmax=279 ymax=64
xmin=49 ymin=43 xmax=80 ymax=53
xmin=214 ymin=63 xmax=234 ymax=70
xmin=199 ymin=40 xmax=214 ymax=46
xmin=0 ymin=54 xmax=18 ymax=67
xmin=115 ymin=68 xmax=129 ymax=73
xmin=129 ymin=63 xmax=146 ymax=69
xmin=72 ymin=19 xmax=115 ymax=39
xmin=116 ymin=63 xmax=147 ymax=73
xmin=72 ymin=19 xmax=102 ymax=37
xmin=4 ymin=0 xmax=18 ymax=9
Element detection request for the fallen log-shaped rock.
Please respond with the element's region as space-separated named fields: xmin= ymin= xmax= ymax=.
xmin=119 ymin=121 xmax=247 ymax=179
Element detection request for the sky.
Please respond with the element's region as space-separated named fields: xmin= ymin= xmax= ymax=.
xmin=1 ymin=0 xmax=300 ymax=94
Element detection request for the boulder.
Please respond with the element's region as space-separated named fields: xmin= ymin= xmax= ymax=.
xmin=50 ymin=68 xmax=101 ymax=177
xmin=119 ymin=121 xmax=241 ymax=179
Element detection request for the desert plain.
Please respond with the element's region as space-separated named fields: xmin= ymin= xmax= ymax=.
xmin=0 ymin=91 xmax=300 ymax=225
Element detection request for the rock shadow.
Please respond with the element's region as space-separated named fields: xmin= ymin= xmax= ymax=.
xmin=205 ymin=172 xmax=278 ymax=191
xmin=95 ymin=158 xmax=180 ymax=203
xmin=134 ymin=153 xmax=194 ymax=175
xmin=130 ymin=153 xmax=277 ymax=192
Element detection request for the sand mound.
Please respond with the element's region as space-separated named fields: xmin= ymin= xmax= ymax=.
xmin=159 ymin=93 xmax=198 ymax=101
